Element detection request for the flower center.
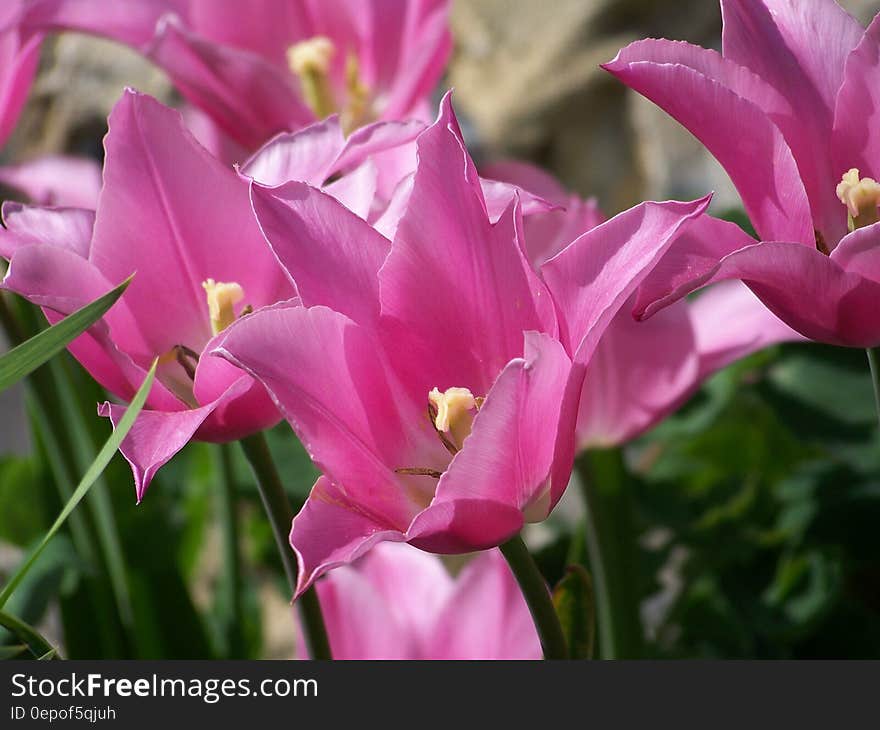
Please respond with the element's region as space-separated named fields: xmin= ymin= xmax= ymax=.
xmin=202 ymin=278 xmax=245 ymax=335
xmin=393 ymin=387 xmax=485 ymax=483
xmin=428 ymin=386 xmax=484 ymax=453
xmin=287 ymin=36 xmax=373 ymax=133
xmin=837 ymin=168 xmax=880 ymax=232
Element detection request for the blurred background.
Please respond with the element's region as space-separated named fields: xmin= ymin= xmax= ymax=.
xmin=2 ymin=0 xmax=880 ymax=659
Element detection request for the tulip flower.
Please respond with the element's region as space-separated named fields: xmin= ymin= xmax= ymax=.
xmin=22 ymin=0 xmax=452 ymax=150
xmin=482 ymin=161 xmax=802 ymax=448
xmin=297 ymin=543 xmax=541 ymax=659
xmin=0 ymin=89 xmax=296 ymax=500
xmin=604 ymin=0 xmax=880 ymax=348
xmin=213 ymin=93 xmax=732 ymax=595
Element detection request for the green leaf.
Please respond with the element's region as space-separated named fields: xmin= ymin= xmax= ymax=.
xmin=552 ymin=565 xmax=596 ymax=660
xmin=0 ymin=276 xmax=131 ymax=392
xmin=0 ymin=455 xmax=47 ymax=546
xmin=0 ymin=611 xmax=57 ymax=658
xmin=0 ymin=358 xmax=157 ymax=610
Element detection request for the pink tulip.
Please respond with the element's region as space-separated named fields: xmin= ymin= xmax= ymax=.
xmin=604 ymin=0 xmax=880 ymax=348
xmin=213 ymin=94 xmax=733 ymax=595
xmin=482 ymin=161 xmax=802 ymax=448
xmin=23 ymin=0 xmax=451 ymax=150
xmin=297 ymin=543 xmax=541 ymax=659
xmin=0 ymin=89 xmax=296 ymax=500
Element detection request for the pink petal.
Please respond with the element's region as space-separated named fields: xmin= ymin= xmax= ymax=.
xmin=377 ymin=0 xmax=452 ymax=121
xmin=312 ymin=542 xmax=453 ymax=659
xmin=408 ymin=332 xmax=573 ymax=550
xmin=833 ymin=16 xmax=880 ymax=185
xmin=334 ymin=119 xmax=424 ymax=175
xmin=321 ymin=160 xmax=377 ymax=220
xmin=185 ymin=0 xmax=311 ymax=67
xmin=355 ymin=542 xmax=452 ymax=642
xmin=2 ymin=243 xmax=181 ymax=411
xmin=21 ymin=0 xmax=178 ymax=46
xmin=430 ymin=550 xmax=542 ymax=660
xmin=0 ymin=203 xmax=94 ymax=259
xmin=146 ymin=17 xmax=313 ymax=150
xmin=481 ymin=160 xmax=606 ymax=266
xmin=311 ymin=555 xmax=424 ymax=659
xmin=378 ymin=95 xmax=556 ymax=398
xmin=404 ymin=498 xmax=525 ymax=555
xmin=0 ymin=28 xmax=40 ymax=149
xmin=371 ymin=172 xmax=413 ymax=241
xmin=830 ymin=220 xmax=880 ymax=283
xmin=690 ymin=280 xmax=804 ymax=379
xmin=722 ymin=0 xmax=862 ymax=120
xmin=180 ymin=103 xmax=248 ymax=166
xmin=291 ymin=476 xmax=406 ymax=597
xmin=604 ymin=39 xmax=813 ymax=244
xmin=720 ymin=0 xmax=863 ymax=243
xmin=241 ymin=116 xmax=347 ymax=188
xmin=478 ymin=178 xmax=558 ymax=225
xmin=632 ymin=213 xmax=761 ymax=319
xmin=335 ymin=119 xmax=423 ymax=201
xmin=214 ymin=304 xmax=439 ymax=532
xmin=191 ymin=313 xmax=289 ymax=440
xmin=98 ymin=376 xmax=251 ymax=502
xmin=249 ymin=180 xmax=390 ymax=325
xmin=0 ymin=155 xmax=102 ymax=209
xmin=577 ymin=296 xmax=698 ymax=449
xmin=670 ymin=240 xmax=880 ymax=347
xmin=90 ymin=89 xmax=291 ymax=358
xmin=541 ymin=197 xmax=711 ymax=365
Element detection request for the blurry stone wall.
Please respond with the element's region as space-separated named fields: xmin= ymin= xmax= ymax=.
xmin=450 ymin=0 xmax=880 ymax=213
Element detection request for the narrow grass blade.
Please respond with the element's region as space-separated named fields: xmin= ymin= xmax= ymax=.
xmin=0 ymin=359 xmax=157 ymax=609
xmin=0 ymin=276 xmax=131 ymax=392
xmin=52 ymin=358 xmax=133 ymax=627
xmin=0 ymin=611 xmax=57 ymax=658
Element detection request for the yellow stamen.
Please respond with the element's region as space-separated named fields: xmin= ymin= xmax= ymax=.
xmin=429 ymin=387 xmax=479 ymax=450
xmin=287 ymin=36 xmax=337 ymax=119
xmin=202 ymin=278 xmax=244 ymax=335
xmin=342 ymin=52 xmax=371 ymax=134
xmin=837 ymin=168 xmax=880 ymax=231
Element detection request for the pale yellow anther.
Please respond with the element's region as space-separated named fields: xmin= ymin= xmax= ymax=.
xmin=287 ymin=36 xmax=337 ymax=119
xmin=429 ymin=387 xmax=478 ymax=449
xmin=837 ymin=168 xmax=880 ymax=231
xmin=202 ymin=278 xmax=244 ymax=335
xmin=342 ymin=52 xmax=371 ymax=134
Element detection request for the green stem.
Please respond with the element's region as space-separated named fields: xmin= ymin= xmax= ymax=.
xmin=866 ymin=348 xmax=880 ymax=432
xmin=499 ymin=534 xmax=568 ymax=660
xmin=215 ymin=443 xmax=246 ymax=658
xmin=575 ymin=449 xmax=643 ymax=659
xmin=239 ymin=432 xmax=331 ymax=660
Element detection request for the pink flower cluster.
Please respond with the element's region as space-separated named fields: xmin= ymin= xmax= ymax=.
xmin=6 ymin=0 xmax=867 ymax=659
